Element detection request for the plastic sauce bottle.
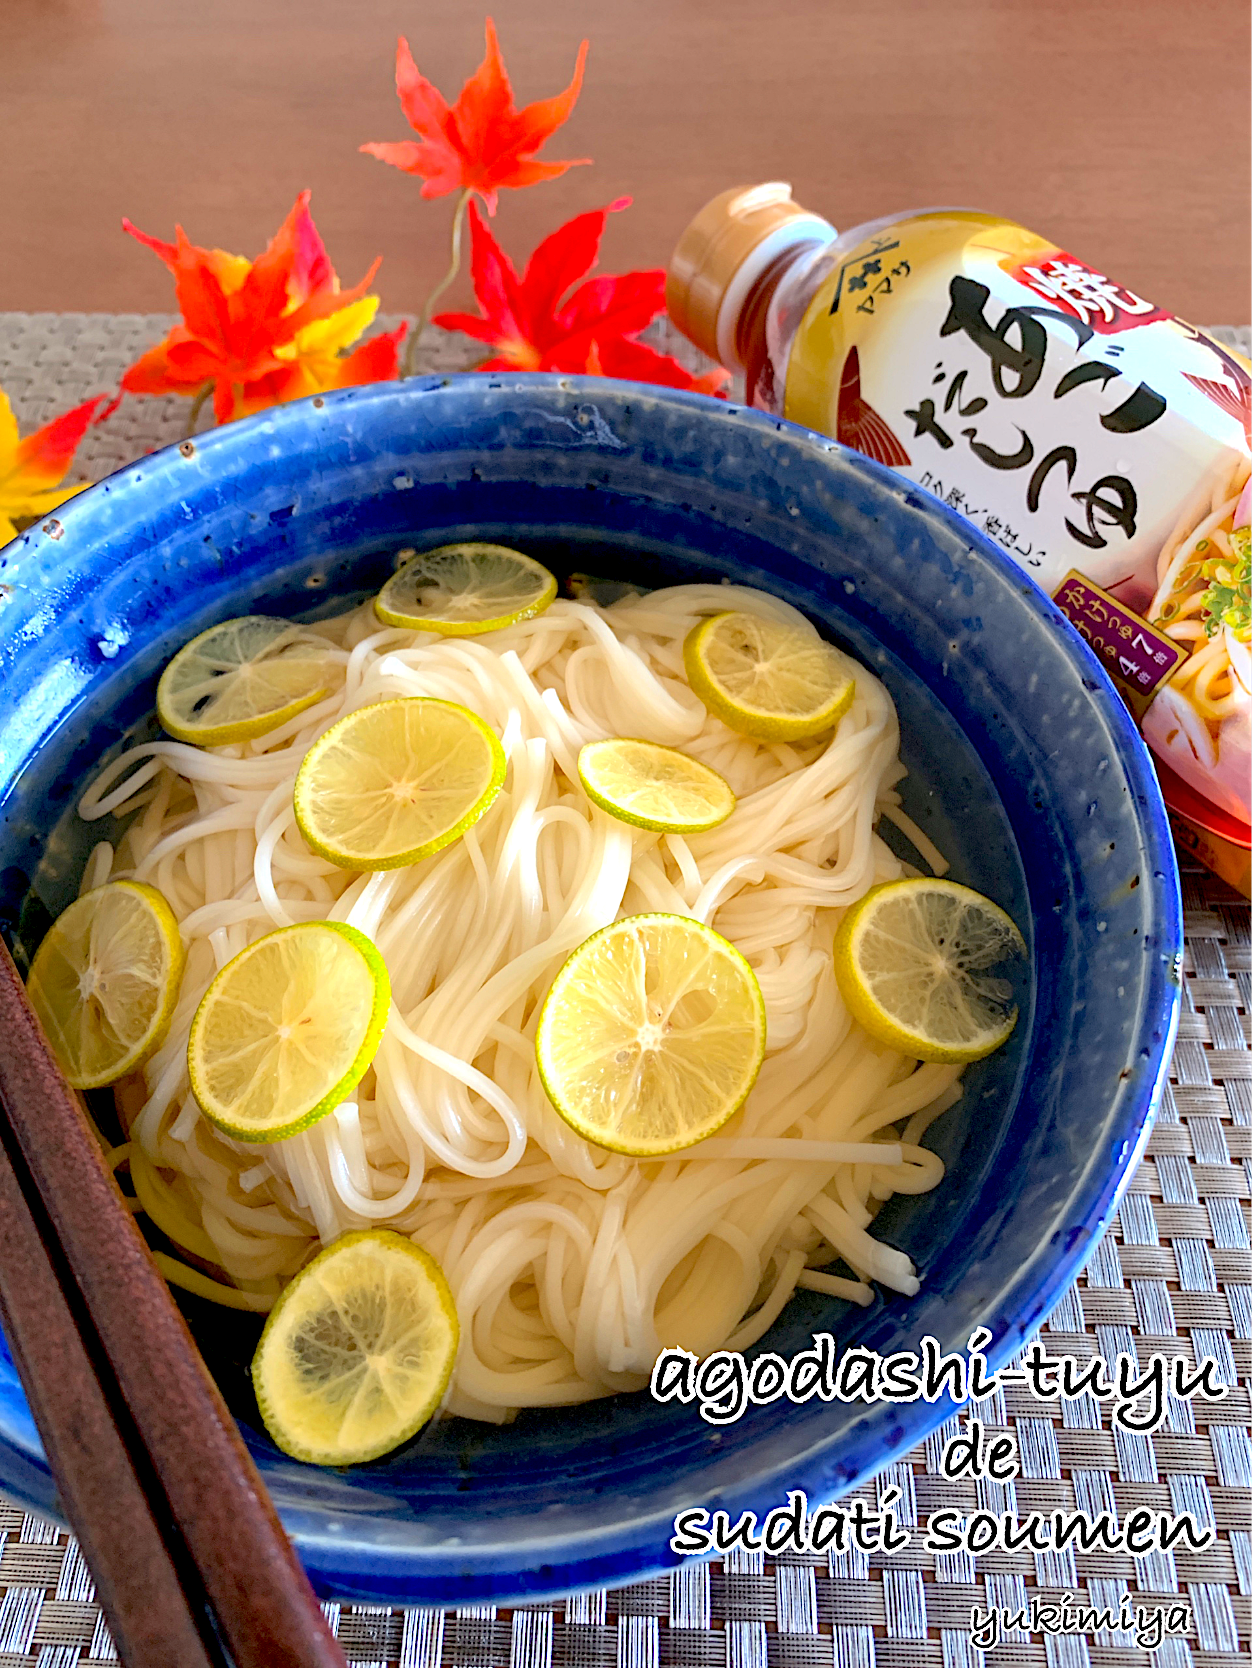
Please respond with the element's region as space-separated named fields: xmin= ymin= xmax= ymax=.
xmin=667 ymin=185 xmax=1251 ymax=887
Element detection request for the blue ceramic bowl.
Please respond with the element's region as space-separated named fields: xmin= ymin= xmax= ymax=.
xmin=0 ymin=376 xmax=1180 ymax=1604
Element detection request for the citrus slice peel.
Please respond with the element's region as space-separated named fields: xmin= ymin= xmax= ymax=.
xmin=26 ymin=880 xmax=185 ymax=1089
xmin=293 ymin=697 xmax=506 ymax=872
xmin=251 ymin=1229 xmax=458 ymax=1465
xmin=577 ymin=738 xmax=735 ymax=833
xmin=375 ymin=543 xmax=557 ymax=636
xmin=157 ymin=615 xmax=337 ymax=747
xmin=833 ymin=877 xmax=1026 ymax=1063
xmin=187 ymin=919 xmax=390 ymax=1143
xmin=684 ymin=610 xmax=856 ymax=741
xmin=536 ymin=912 xmax=766 ymax=1157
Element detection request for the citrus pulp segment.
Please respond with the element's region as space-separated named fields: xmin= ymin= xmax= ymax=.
xmin=292 ymin=697 xmax=506 ymax=871
xmin=156 ymin=615 xmax=337 ymax=746
xmin=683 ymin=610 xmax=856 ymax=740
xmin=535 ymin=912 xmax=766 ymax=1157
xmin=26 ymin=880 xmax=185 ymax=1090
xmin=833 ymin=877 xmax=1027 ymax=1063
xmin=187 ymin=920 xmax=390 ymax=1142
xmin=251 ymin=1229 xmax=458 ymax=1465
xmin=577 ymin=738 xmax=736 ymax=833
xmin=374 ymin=543 xmax=557 ymax=635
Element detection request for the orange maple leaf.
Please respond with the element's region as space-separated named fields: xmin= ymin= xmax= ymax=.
xmin=119 ymin=193 xmax=401 ymax=425
xmin=0 ymin=390 xmax=104 ymax=546
xmin=361 ymin=19 xmax=589 ymax=213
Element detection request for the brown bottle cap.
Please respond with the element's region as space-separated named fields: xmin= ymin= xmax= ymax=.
xmin=667 ymin=183 xmax=833 ymax=365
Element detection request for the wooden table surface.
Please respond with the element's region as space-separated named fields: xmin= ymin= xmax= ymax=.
xmin=1 ymin=0 xmax=1248 ymax=333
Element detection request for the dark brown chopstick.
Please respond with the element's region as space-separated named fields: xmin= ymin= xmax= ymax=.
xmin=0 ymin=938 xmax=349 ymax=1668
xmin=0 ymin=1124 xmax=218 ymax=1666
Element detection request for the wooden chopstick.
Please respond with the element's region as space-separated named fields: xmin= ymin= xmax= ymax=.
xmin=0 ymin=1123 xmax=219 ymax=1667
xmin=0 ymin=939 xmax=348 ymax=1668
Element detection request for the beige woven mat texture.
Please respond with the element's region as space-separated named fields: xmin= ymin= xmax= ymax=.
xmin=0 ymin=317 xmax=1248 ymax=1668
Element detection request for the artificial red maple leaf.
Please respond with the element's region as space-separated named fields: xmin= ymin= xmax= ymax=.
xmin=119 ymin=193 xmax=392 ymax=424
xmin=361 ymin=19 xmax=590 ymax=213
xmin=435 ymin=199 xmax=729 ymax=400
xmin=578 ymin=336 xmax=731 ymax=398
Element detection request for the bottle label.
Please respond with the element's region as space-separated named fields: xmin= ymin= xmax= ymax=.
xmin=783 ymin=212 xmax=1252 ymax=828
xmin=1052 ymin=571 xmax=1185 ymax=718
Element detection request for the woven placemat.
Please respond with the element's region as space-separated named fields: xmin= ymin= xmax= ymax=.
xmin=0 ymin=316 xmax=1248 ymax=1668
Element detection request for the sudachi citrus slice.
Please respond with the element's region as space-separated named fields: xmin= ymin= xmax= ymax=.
xmin=26 ymin=880 xmax=185 ymax=1089
xmin=374 ymin=543 xmax=557 ymax=635
xmin=577 ymin=738 xmax=736 ymax=833
xmin=251 ymin=1229 xmax=458 ymax=1465
xmin=187 ymin=920 xmax=390 ymax=1142
xmin=683 ymin=611 xmax=856 ymax=741
xmin=535 ymin=912 xmax=766 ymax=1157
xmin=833 ymin=877 xmax=1027 ymax=1064
xmin=156 ymin=616 xmax=337 ymax=747
xmin=293 ymin=697 xmax=506 ymax=871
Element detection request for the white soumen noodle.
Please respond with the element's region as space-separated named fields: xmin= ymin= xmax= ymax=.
xmin=78 ymin=581 xmax=963 ymax=1423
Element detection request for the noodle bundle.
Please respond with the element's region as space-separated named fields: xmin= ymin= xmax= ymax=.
xmin=80 ymin=581 xmax=961 ymax=1421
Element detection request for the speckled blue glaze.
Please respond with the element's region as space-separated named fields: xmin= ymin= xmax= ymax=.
xmin=0 ymin=376 xmax=1180 ymax=1605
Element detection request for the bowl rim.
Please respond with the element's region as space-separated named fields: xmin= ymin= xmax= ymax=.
xmin=0 ymin=373 xmax=1182 ymax=1602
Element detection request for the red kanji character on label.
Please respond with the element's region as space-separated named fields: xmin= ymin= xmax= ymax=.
xmin=1007 ymin=252 xmax=1169 ymax=335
